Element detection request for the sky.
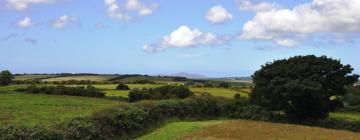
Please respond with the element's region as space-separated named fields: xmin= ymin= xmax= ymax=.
xmin=0 ymin=0 xmax=360 ymax=77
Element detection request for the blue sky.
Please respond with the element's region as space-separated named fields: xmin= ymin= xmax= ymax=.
xmin=0 ymin=0 xmax=359 ymax=77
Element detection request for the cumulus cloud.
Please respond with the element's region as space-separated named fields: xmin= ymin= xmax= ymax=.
xmin=143 ymin=25 xmax=231 ymax=53
xmin=104 ymin=0 xmax=158 ymax=21
xmin=205 ymin=5 xmax=233 ymax=24
xmin=52 ymin=15 xmax=78 ymax=29
xmin=236 ymin=0 xmax=278 ymax=12
xmin=240 ymin=0 xmax=360 ymax=47
xmin=17 ymin=17 xmax=34 ymax=28
xmin=6 ymin=0 xmax=59 ymax=11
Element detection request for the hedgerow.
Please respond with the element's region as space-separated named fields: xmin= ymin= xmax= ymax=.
xmin=15 ymin=85 xmax=105 ymax=98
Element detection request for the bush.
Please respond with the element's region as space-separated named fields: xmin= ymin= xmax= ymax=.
xmin=130 ymin=80 xmax=155 ymax=84
xmin=56 ymin=95 xmax=226 ymax=140
xmin=342 ymin=87 xmax=360 ymax=106
xmin=15 ymin=85 xmax=105 ymax=98
xmin=229 ymin=105 xmax=275 ymax=121
xmin=0 ymin=70 xmax=14 ymax=86
xmin=116 ymin=84 xmax=130 ymax=90
xmin=0 ymin=125 xmax=60 ymax=140
xmin=251 ymin=55 xmax=359 ymax=120
xmin=218 ymin=82 xmax=230 ymax=88
xmin=128 ymin=85 xmax=194 ymax=102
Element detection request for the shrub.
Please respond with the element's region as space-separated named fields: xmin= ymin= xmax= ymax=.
xmin=251 ymin=55 xmax=359 ymax=120
xmin=342 ymin=86 xmax=360 ymax=106
xmin=128 ymin=88 xmax=151 ymax=102
xmin=130 ymin=80 xmax=155 ymax=84
xmin=218 ymin=82 xmax=230 ymax=88
xmin=116 ymin=84 xmax=130 ymax=90
xmin=128 ymin=85 xmax=194 ymax=102
xmin=15 ymin=85 xmax=105 ymax=98
xmin=0 ymin=125 xmax=60 ymax=140
xmin=229 ymin=105 xmax=275 ymax=121
xmin=0 ymin=70 xmax=14 ymax=86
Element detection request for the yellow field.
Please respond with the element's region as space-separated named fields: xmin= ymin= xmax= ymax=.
xmin=42 ymin=75 xmax=117 ymax=82
xmin=190 ymin=87 xmax=249 ymax=98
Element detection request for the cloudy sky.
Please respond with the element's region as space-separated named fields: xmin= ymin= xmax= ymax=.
xmin=1 ymin=0 xmax=360 ymax=77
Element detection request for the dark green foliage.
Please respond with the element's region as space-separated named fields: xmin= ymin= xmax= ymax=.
xmin=128 ymin=85 xmax=194 ymax=102
xmin=218 ymin=82 xmax=230 ymax=88
xmin=0 ymin=70 xmax=14 ymax=86
xmin=0 ymin=125 xmax=60 ymax=140
xmin=342 ymin=86 xmax=360 ymax=106
xmin=15 ymin=85 xmax=105 ymax=98
xmin=128 ymin=88 xmax=151 ymax=102
xmin=116 ymin=84 xmax=130 ymax=90
xmin=204 ymin=83 xmax=214 ymax=88
xmin=229 ymin=105 xmax=275 ymax=121
xmin=172 ymin=77 xmax=187 ymax=81
xmin=251 ymin=55 xmax=359 ymax=120
xmin=129 ymin=80 xmax=156 ymax=84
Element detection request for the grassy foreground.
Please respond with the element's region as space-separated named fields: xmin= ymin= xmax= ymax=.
xmin=136 ymin=120 xmax=223 ymax=140
xmin=0 ymin=92 xmax=120 ymax=127
xmin=177 ymin=120 xmax=360 ymax=140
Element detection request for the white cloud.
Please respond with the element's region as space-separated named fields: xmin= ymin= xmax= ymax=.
xmin=104 ymin=0 xmax=157 ymax=21
xmin=143 ymin=25 xmax=230 ymax=53
xmin=52 ymin=15 xmax=78 ymax=29
xmin=6 ymin=0 xmax=58 ymax=11
xmin=236 ymin=0 xmax=278 ymax=12
xmin=205 ymin=5 xmax=233 ymax=24
xmin=17 ymin=17 xmax=33 ymax=28
xmin=240 ymin=0 xmax=360 ymax=47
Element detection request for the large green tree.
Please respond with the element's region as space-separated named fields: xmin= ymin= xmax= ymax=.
xmin=250 ymin=55 xmax=359 ymax=120
xmin=0 ymin=70 xmax=14 ymax=86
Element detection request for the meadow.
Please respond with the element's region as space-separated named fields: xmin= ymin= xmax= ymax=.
xmin=0 ymin=91 xmax=120 ymax=127
xmin=0 ymin=74 xmax=359 ymax=140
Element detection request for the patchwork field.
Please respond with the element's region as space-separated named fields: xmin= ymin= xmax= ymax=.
xmin=176 ymin=120 xmax=360 ymax=140
xmin=14 ymin=74 xmax=58 ymax=81
xmin=42 ymin=75 xmax=117 ymax=82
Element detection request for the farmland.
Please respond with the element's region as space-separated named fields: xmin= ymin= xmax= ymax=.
xmin=1 ymin=74 xmax=360 ymax=139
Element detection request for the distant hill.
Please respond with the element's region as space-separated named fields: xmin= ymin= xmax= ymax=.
xmin=165 ymin=72 xmax=207 ymax=79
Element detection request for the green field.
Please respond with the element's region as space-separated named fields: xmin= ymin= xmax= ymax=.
xmin=0 ymin=91 xmax=120 ymax=127
xmin=137 ymin=120 xmax=360 ymax=140
xmin=330 ymin=112 xmax=360 ymax=122
xmin=190 ymin=87 xmax=249 ymax=98
xmin=136 ymin=120 xmax=223 ymax=140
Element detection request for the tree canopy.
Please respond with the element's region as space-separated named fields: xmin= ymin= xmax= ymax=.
xmin=250 ymin=55 xmax=359 ymax=120
xmin=0 ymin=70 xmax=14 ymax=86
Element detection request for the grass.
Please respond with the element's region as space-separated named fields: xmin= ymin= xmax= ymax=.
xmin=0 ymin=91 xmax=120 ymax=127
xmin=42 ymin=75 xmax=117 ymax=82
xmin=190 ymin=87 xmax=249 ymax=98
xmin=330 ymin=112 xmax=360 ymax=122
xmin=136 ymin=120 xmax=223 ymax=140
xmin=178 ymin=120 xmax=360 ymax=140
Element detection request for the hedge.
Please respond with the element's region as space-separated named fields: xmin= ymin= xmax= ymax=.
xmin=0 ymin=95 xmax=231 ymax=140
xmin=15 ymin=85 xmax=105 ymax=98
